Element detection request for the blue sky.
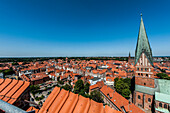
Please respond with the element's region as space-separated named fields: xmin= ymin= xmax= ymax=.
xmin=0 ymin=0 xmax=170 ymax=57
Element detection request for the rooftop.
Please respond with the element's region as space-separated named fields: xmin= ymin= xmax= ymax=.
xmin=0 ymin=78 xmax=30 ymax=104
xmin=39 ymin=86 xmax=120 ymax=113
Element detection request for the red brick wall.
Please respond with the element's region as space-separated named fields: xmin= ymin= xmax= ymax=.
xmin=134 ymin=91 xmax=144 ymax=107
xmin=134 ymin=91 xmax=154 ymax=111
xmin=155 ymin=100 xmax=169 ymax=112
xmin=144 ymin=94 xmax=153 ymax=111
xmin=135 ymin=77 xmax=155 ymax=88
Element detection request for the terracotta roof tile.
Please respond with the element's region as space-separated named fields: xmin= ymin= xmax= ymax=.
xmin=59 ymin=92 xmax=78 ymax=113
xmin=73 ymin=95 xmax=90 ymax=113
xmin=48 ymin=89 xmax=69 ymax=113
xmin=0 ymin=78 xmax=30 ymax=105
xmin=105 ymin=105 xmax=121 ymax=113
xmin=39 ymin=86 xmax=121 ymax=113
xmin=5 ymin=80 xmax=24 ymax=98
xmin=123 ymin=103 xmax=144 ymax=113
xmin=11 ymin=81 xmax=30 ymax=99
xmin=0 ymin=80 xmax=18 ymax=96
xmin=39 ymin=87 xmax=60 ymax=113
xmin=0 ymin=79 xmax=12 ymax=92
xmin=88 ymin=100 xmax=104 ymax=113
xmin=26 ymin=106 xmax=39 ymax=113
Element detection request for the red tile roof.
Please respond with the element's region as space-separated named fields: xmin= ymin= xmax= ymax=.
xmin=100 ymin=85 xmax=144 ymax=113
xmin=26 ymin=106 xmax=39 ymax=113
xmin=105 ymin=105 xmax=121 ymax=113
xmin=39 ymin=87 xmax=120 ymax=113
xmin=90 ymin=81 xmax=104 ymax=90
xmin=0 ymin=78 xmax=30 ymax=105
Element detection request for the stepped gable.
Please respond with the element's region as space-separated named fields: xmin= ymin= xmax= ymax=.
xmin=135 ymin=13 xmax=153 ymax=66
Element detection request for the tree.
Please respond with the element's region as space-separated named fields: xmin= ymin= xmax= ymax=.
xmin=30 ymin=85 xmax=40 ymax=94
xmin=90 ymin=90 xmax=103 ymax=103
xmin=12 ymin=62 xmax=19 ymax=65
xmin=3 ymin=67 xmax=15 ymax=75
xmin=114 ymin=77 xmax=119 ymax=87
xmin=78 ymin=89 xmax=86 ymax=97
xmin=115 ymin=80 xmax=129 ymax=94
xmin=123 ymin=78 xmax=131 ymax=88
xmin=122 ymin=88 xmax=131 ymax=99
xmin=84 ymin=82 xmax=90 ymax=93
xmin=74 ymin=79 xmax=84 ymax=94
xmin=156 ymin=73 xmax=169 ymax=79
xmin=62 ymin=84 xmax=72 ymax=91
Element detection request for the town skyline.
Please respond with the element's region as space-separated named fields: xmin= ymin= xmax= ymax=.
xmin=0 ymin=0 xmax=170 ymax=57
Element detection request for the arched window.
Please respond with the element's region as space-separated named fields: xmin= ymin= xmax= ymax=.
xmin=138 ymin=95 xmax=141 ymax=99
xmin=159 ymin=102 xmax=162 ymax=107
xmin=148 ymin=98 xmax=151 ymax=102
xmin=164 ymin=104 xmax=167 ymax=109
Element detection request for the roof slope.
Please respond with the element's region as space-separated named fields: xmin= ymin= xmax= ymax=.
xmin=39 ymin=87 xmax=120 ymax=113
xmin=135 ymin=14 xmax=153 ymax=66
xmin=0 ymin=78 xmax=30 ymax=105
xmin=100 ymin=85 xmax=144 ymax=113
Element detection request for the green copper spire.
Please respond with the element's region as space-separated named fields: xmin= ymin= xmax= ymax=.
xmin=135 ymin=14 xmax=153 ymax=66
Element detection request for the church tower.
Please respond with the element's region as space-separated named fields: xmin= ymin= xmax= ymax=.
xmin=133 ymin=14 xmax=155 ymax=112
xmin=134 ymin=13 xmax=154 ymax=79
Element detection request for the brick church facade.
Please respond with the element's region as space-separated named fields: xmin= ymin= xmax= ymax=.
xmin=133 ymin=14 xmax=155 ymax=113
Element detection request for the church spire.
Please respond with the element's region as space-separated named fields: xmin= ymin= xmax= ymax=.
xmin=129 ymin=52 xmax=131 ymax=58
xmin=135 ymin=14 xmax=153 ymax=66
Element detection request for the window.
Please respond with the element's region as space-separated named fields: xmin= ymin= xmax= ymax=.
xmin=145 ymin=68 xmax=147 ymax=71
xmin=164 ymin=104 xmax=167 ymax=109
xmin=148 ymin=98 xmax=151 ymax=102
xmin=141 ymin=68 xmax=143 ymax=71
xmin=144 ymin=83 xmax=146 ymax=85
xmin=137 ymin=68 xmax=139 ymax=71
xmin=138 ymin=95 xmax=141 ymax=99
xmin=138 ymin=73 xmax=140 ymax=76
xmin=146 ymin=74 xmax=148 ymax=77
xmin=159 ymin=103 xmax=162 ymax=107
xmin=138 ymin=104 xmax=142 ymax=107
xmin=141 ymin=73 xmax=143 ymax=76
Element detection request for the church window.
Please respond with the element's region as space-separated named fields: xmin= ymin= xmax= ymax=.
xmin=148 ymin=98 xmax=151 ymax=102
xmin=138 ymin=95 xmax=141 ymax=99
xmin=164 ymin=104 xmax=167 ymax=109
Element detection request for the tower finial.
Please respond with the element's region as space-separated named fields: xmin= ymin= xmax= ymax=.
xmin=140 ymin=13 xmax=142 ymax=17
